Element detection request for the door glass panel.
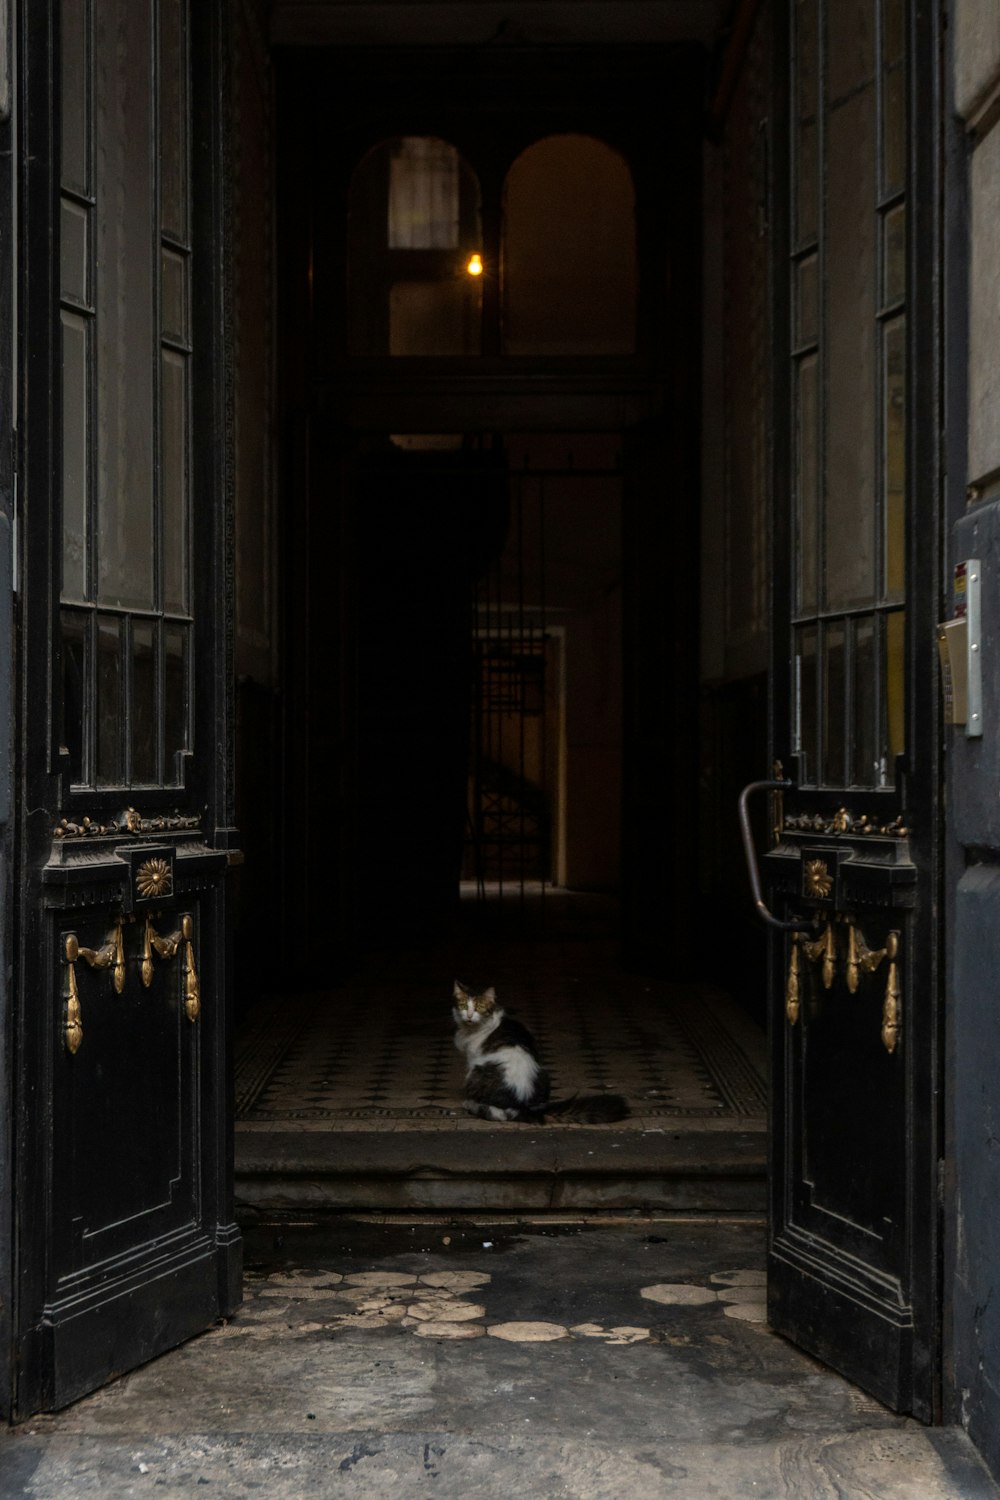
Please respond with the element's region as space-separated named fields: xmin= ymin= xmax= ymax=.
xmin=789 ymin=0 xmax=906 ymax=791
xmin=827 ymin=0 xmax=874 ymax=103
xmin=824 ymin=85 xmax=877 ymax=611
xmin=60 ymin=0 xmax=89 ymax=195
xmin=132 ymin=621 xmax=157 ymax=783
xmin=883 ymin=317 xmax=906 ymax=601
xmin=94 ymin=0 xmax=155 ymax=611
xmin=164 ymin=624 xmax=188 ymax=784
xmin=796 ymin=254 xmax=818 ymax=345
xmin=796 ymin=353 xmax=819 ymax=613
xmin=796 ymin=121 xmax=818 ymax=248
xmin=61 ymin=311 xmax=89 ymax=603
xmin=882 ymin=0 xmax=906 ymax=198
xmin=822 ymin=623 xmax=846 ymax=786
xmin=61 ymin=610 xmax=88 ymax=784
xmin=883 ymin=609 xmax=905 ymax=769
xmin=794 ymin=0 xmax=819 ymax=245
xmin=884 ymin=0 xmax=904 ymax=58
xmin=852 ymin=615 xmax=877 ymax=786
xmin=161 ymin=248 xmax=188 ymax=344
xmin=796 ymin=625 xmax=818 ymax=785
xmin=882 ymin=205 xmax=906 ymax=307
xmin=502 ymin=135 xmax=636 ymax=355
xmin=60 ymin=199 xmax=90 ymax=306
xmin=159 ymin=0 xmax=188 ymax=244
xmin=883 ymin=69 xmax=905 ymax=197
xmin=58 ymin=0 xmax=195 ymax=795
xmin=95 ymin=615 xmax=124 ymax=786
xmin=162 ymin=349 xmax=189 ymax=614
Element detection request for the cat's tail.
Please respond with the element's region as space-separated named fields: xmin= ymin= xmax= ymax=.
xmin=543 ymin=1094 xmax=630 ymax=1124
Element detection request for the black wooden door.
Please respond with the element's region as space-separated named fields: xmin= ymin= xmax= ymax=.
xmin=761 ymin=0 xmax=942 ymax=1418
xmin=10 ymin=0 xmax=240 ymax=1416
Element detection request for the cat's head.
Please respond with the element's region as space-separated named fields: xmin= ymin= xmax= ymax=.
xmin=453 ymin=979 xmax=497 ymax=1026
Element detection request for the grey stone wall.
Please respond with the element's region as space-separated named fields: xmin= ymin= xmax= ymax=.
xmin=948 ymin=4 xmax=1000 ymax=1481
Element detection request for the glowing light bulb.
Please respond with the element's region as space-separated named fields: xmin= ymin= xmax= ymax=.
xmin=466 ymin=253 xmax=484 ymax=277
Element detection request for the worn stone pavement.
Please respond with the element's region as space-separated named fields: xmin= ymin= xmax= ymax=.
xmin=2 ymin=1216 xmax=997 ymax=1499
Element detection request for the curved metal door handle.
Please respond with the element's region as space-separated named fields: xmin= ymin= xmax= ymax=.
xmin=738 ymin=778 xmax=810 ymax=933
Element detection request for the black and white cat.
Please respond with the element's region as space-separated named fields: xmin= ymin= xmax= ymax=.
xmin=452 ymin=980 xmax=629 ymax=1124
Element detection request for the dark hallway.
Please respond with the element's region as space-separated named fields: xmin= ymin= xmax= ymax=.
xmin=234 ymin=891 xmax=767 ymax=1215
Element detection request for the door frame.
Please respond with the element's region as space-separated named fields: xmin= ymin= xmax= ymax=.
xmin=0 ymin=0 xmax=15 ymax=1425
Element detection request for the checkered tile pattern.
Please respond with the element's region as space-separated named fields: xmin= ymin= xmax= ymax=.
xmin=235 ymin=937 xmax=767 ymax=1128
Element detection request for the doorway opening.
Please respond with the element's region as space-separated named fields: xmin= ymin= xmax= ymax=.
xmin=233 ymin=38 xmax=763 ymax=1220
xmin=235 ymin=412 xmax=765 ymax=1211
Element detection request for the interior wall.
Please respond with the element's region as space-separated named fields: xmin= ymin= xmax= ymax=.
xmin=698 ymin=0 xmax=771 ymax=1021
xmin=504 ymin=439 xmax=622 ymax=891
xmin=563 ymin=584 xmax=622 ymax=890
xmin=946 ymin=0 xmax=1000 ymax=1479
xmin=230 ymin=0 xmax=280 ymax=1003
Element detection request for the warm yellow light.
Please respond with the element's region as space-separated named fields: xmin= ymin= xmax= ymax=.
xmin=466 ymin=253 xmax=484 ymax=277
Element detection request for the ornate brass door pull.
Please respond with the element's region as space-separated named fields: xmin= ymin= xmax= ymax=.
xmin=74 ymin=920 xmax=126 ymax=994
xmin=882 ymin=933 xmax=901 ymax=1054
xmin=64 ymin=935 xmax=84 ymax=1054
xmin=846 ymin=924 xmax=891 ymax=994
xmin=800 ymin=923 xmax=836 ymax=990
xmin=785 ymin=940 xmax=801 ymax=1024
xmin=786 ymin=921 xmax=902 ymax=1053
xmin=142 ymin=913 xmax=201 ymax=1021
xmin=62 ymin=922 xmax=125 ymax=1054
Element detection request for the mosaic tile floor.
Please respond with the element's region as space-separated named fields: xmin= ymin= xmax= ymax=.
xmin=235 ymin=935 xmax=767 ymax=1133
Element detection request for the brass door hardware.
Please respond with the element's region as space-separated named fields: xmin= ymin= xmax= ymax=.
xmin=142 ymin=913 xmax=201 ymax=1021
xmin=785 ymin=940 xmax=801 ymax=1024
xmin=846 ymin=923 xmax=892 ymax=994
xmin=785 ymin=922 xmax=902 ymax=1052
xmin=795 ymin=923 xmax=835 ymax=989
xmin=882 ymin=933 xmax=901 ymax=1054
xmin=738 ymin=776 xmax=812 ymax=933
xmin=64 ymin=913 xmax=203 ymax=1052
xmin=803 ymin=858 xmax=833 ymax=899
xmin=182 ymin=916 xmax=201 ymax=1022
xmin=74 ymin=920 xmax=126 ymax=994
xmin=63 ymin=935 xmax=84 ymax=1054
xmin=142 ymin=912 xmax=182 ymax=985
xmin=62 ymin=922 xmax=124 ymax=1054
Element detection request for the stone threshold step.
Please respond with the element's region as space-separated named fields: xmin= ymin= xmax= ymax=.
xmin=235 ymin=1127 xmax=766 ymax=1215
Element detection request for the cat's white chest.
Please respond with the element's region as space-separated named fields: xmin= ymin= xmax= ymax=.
xmin=454 ymin=1012 xmax=500 ymax=1063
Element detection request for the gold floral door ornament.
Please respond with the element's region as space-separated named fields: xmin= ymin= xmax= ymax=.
xmin=135 ymin=857 xmax=173 ymax=901
xmin=803 ymin=859 xmax=833 ymax=899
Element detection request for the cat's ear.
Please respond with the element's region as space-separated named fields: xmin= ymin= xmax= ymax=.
xmin=453 ymin=979 xmax=470 ymax=1000
xmin=483 ymin=986 xmax=496 ymax=1003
